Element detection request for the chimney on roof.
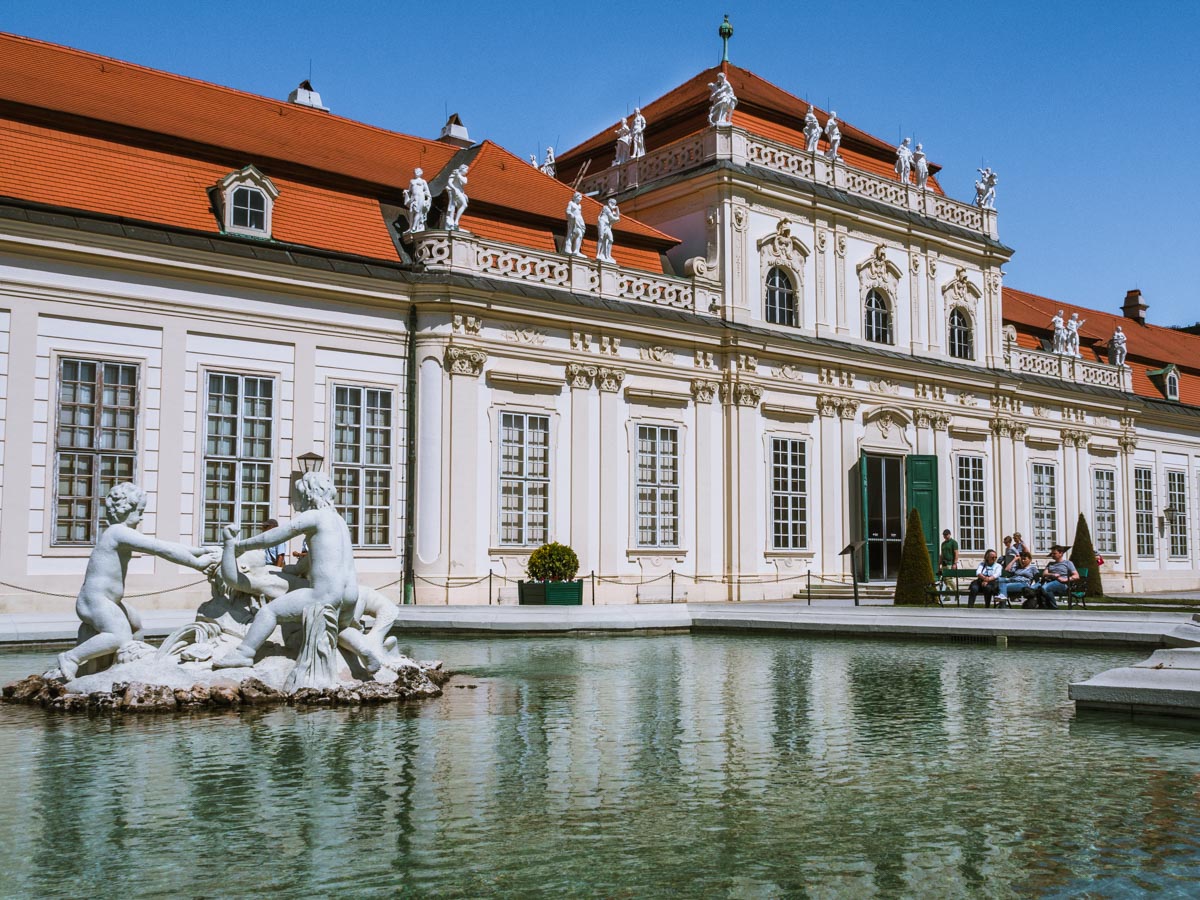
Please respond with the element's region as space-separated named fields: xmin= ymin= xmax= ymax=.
xmin=438 ymin=113 xmax=472 ymax=148
xmin=1122 ymin=289 xmax=1148 ymax=325
xmin=288 ymin=80 xmax=329 ymax=111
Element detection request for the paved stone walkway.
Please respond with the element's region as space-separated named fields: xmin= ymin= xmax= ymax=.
xmin=2 ymin=600 xmax=1192 ymax=647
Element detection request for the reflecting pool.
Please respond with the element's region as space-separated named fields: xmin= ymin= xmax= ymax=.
xmin=1 ymin=635 xmax=1198 ymax=897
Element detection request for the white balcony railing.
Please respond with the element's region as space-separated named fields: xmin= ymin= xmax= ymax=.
xmin=1005 ymin=345 xmax=1132 ymax=392
xmin=413 ymin=231 xmax=721 ymax=315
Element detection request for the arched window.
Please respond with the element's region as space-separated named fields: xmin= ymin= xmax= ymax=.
xmin=948 ymin=308 xmax=974 ymax=359
xmin=765 ymin=267 xmax=797 ymax=327
xmin=864 ymin=289 xmax=893 ymax=344
xmin=232 ymin=187 xmax=267 ymax=232
xmin=1167 ymin=372 xmax=1180 ymax=401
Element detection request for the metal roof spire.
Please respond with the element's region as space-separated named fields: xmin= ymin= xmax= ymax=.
xmin=719 ymin=14 xmax=733 ymax=64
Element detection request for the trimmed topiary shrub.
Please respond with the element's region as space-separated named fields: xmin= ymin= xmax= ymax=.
xmin=526 ymin=542 xmax=580 ymax=582
xmin=1069 ymin=513 xmax=1105 ymax=597
xmin=895 ymin=507 xmax=936 ymax=605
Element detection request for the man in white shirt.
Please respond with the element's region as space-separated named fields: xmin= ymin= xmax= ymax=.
xmin=968 ymin=549 xmax=1003 ymax=608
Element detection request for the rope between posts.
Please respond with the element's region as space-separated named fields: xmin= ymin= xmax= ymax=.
xmin=0 ymin=577 xmax=211 ymax=600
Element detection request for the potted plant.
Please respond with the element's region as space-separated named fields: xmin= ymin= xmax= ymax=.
xmin=518 ymin=542 xmax=583 ymax=605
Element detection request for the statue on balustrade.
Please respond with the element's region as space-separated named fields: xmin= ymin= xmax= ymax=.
xmin=403 ymin=168 xmax=432 ymax=234
xmin=444 ymin=164 xmax=470 ymax=231
xmin=803 ymin=106 xmax=821 ymax=152
xmin=630 ymin=108 xmax=646 ymax=159
xmin=824 ymin=111 xmax=841 ymax=160
xmin=1051 ymin=310 xmax=1067 ymax=354
xmin=614 ymin=118 xmax=632 ymax=165
xmin=564 ymin=192 xmax=586 ymax=256
xmin=596 ymin=198 xmax=621 ymax=263
xmin=975 ymin=167 xmax=998 ymax=209
xmin=707 ymin=72 xmax=737 ymax=126
xmin=1110 ymin=326 xmax=1128 ymax=366
xmin=895 ymin=137 xmax=914 ymax=183
xmin=913 ymin=143 xmax=929 ymax=190
xmin=1066 ymin=312 xmax=1085 ymax=358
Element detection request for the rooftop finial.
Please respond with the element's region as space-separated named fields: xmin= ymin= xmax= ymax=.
xmin=719 ymin=14 xmax=733 ymax=63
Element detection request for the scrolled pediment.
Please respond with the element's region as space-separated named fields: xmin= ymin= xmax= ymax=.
xmin=757 ymin=218 xmax=810 ymax=274
xmin=941 ymin=266 xmax=983 ymax=308
xmin=855 ymin=244 xmax=902 ymax=296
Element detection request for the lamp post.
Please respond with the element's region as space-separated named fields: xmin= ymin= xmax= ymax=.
xmin=296 ymin=451 xmax=324 ymax=474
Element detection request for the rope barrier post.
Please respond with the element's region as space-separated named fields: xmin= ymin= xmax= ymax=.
xmin=670 ymin=569 xmax=675 ymax=604
xmin=489 ymin=570 xmax=493 ymax=606
xmin=591 ymin=570 xmax=596 ymax=605
xmin=807 ymin=571 xmax=811 ymax=606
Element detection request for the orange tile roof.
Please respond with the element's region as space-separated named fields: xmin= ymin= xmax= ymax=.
xmin=0 ymin=31 xmax=675 ymax=272
xmin=556 ymin=63 xmax=945 ymax=196
xmin=1003 ymin=286 xmax=1200 ymax=405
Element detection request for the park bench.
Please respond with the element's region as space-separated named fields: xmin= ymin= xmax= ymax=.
xmin=1067 ymin=567 xmax=1089 ymax=609
xmin=926 ymin=568 xmax=978 ymax=606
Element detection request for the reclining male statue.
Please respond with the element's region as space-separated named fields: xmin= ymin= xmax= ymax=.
xmin=57 ymin=482 xmax=218 ymax=680
xmin=213 ymin=470 xmax=362 ymax=670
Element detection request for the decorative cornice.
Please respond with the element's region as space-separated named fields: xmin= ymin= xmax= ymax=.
xmin=452 ymin=314 xmax=481 ymax=335
xmin=445 ymin=345 xmax=487 ymax=377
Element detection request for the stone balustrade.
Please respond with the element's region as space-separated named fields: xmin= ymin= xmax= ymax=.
xmin=578 ymin=127 xmax=998 ymax=240
xmin=413 ymin=231 xmax=721 ymax=315
xmin=1005 ymin=344 xmax=1132 ymax=392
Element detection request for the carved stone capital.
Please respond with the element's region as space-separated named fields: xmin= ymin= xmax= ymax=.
xmin=914 ymin=408 xmax=933 ymax=429
xmin=1061 ymin=428 xmax=1089 ymax=448
xmin=596 ymin=366 xmax=625 ymax=392
xmin=838 ymin=398 xmax=860 ymax=420
xmin=1010 ymin=423 xmax=1028 ymax=441
xmin=690 ymin=378 xmax=719 ymax=403
xmin=445 ymin=346 xmax=487 ymax=377
xmin=817 ymin=394 xmax=840 ymax=418
xmin=989 ymin=416 xmax=1011 ymax=437
xmin=720 ymin=382 xmax=763 ymax=408
xmin=566 ymin=363 xmax=597 ymax=390
xmin=1119 ymin=434 xmax=1138 ymax=454
xmin=931 ymin=412 xmax=951 ymax=432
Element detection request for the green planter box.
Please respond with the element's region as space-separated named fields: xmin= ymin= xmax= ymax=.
xmin=518 ymin=580 xmax=584 ymax=605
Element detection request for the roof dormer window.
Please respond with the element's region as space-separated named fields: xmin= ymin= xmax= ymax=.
xmin=214 ymin=165 xmax=279 ymax=239
xmin=1148 ymin=364 xmax=1180 ymax=401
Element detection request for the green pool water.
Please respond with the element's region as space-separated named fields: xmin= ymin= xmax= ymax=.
xmin=0 ymin=635 xmax=1197 ymax=898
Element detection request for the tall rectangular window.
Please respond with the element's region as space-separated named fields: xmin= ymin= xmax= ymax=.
xmin=204 ymin=372 xmax=273 ymax=544
xmin=332 ymin=386 xmax=393 ymax=547
xmin=1167 ymin=470 xmax=1188 ymax=557
xmin=1031 ymin=463 xmax=1058 ymax=552
xmin=956 ymin=455 xmax=986 ymax=552
xmin=636 ymin=424 xmax=680 ymax=547
xmin=1135 ymin=467 xmax=1155 ymax=557
xmin=54 ymin=358 xmax=139 ymax=544
xmin=770 ymin=438 xmax=807 ymax=550
xmin=499 ymin=412 xmax=549 ymax=546
xmin=1093 ymin=469 xmax=1117 ymax=555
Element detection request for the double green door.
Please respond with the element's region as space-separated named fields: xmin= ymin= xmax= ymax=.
xmin=856 ymin=453 xmax=938 ymax=581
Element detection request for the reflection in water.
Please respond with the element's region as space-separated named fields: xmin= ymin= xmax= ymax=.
xmin=1 ymin=636 xmax=1199 ymax=897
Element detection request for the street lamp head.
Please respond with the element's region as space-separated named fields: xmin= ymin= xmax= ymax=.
xmin=297 ymin=451 xmax=325 ymax=474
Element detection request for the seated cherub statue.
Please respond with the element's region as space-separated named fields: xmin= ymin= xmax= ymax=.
xmin=56 ymin=483 xmax=218 ymax=680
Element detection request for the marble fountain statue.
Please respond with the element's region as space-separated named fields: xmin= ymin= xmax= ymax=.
xmin=2 ymin=473 xmax=445 ymax=712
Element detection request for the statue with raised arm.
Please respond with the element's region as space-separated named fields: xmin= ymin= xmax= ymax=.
xmin=444 ymin=164 xmax=469 ymax=231
xmin=630 ymin=108 xmax=646 ymax=159
xmin=1111 ymin=326 xmax=1128 ymax=366
xmin=895 ymin=137 xmax=914 ymax=183
xmin=803 ymin=106 xmax=821 ymax=152
xmin=596 ymin=198 xmax=620 ymax=263
xmin=529 ymin=153 xmax=539 ymax=167
xmin=913 ymin=143 xmax=929 ymax=189
xmin=824 ymin=111 xmax=842 ymax=160
xmin=1066 ymin=313 xmax=1085 ymax=357
xmin=707 ymin=72 xmax=737 ymax=126
xmin=564 ymin=191 xmax=586 ymax=256
xmin=614 ymin=118 xmax=631 ymax=165
xmin=213 ymin=471 xmax=359 ymax=670
xmin=55 ymin=483 xmax=217 ymax=680
xmin=540 ymin=146 xmax=556 ymax=178
xmin=1051 ymin=310 xmax=1067 ymax=354
xmin=402 ymin=167 xmax=432 ymax=234
xmin=975 ymin=167 xmax=997 ymax=209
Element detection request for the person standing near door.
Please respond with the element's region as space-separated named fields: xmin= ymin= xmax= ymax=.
xmin=939 ymin=529 xmax=959 ymax=570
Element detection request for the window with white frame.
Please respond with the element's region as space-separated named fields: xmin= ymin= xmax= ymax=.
xmin=215 ymin=165 xmax=279 ymax=239
xmin=636 ymin=424 xmax=680 ymax=547
xmin=332 ymin=385 xmax=393 ymax=548
xmin=1092 ymin=469 xmax=1117 ymax=555
xmin=498 ymin=412 xmax=549 ymax=546
xmin=232 ymin=187 xmax=266 ymax=232
xmin=1167 ymin=470 xmax=1188 ymax=557
xmin=956 ymin=455 xmax=986 ymax=552
xmin=1031 ymin=463 xmax=1058 ymax=551
xmin=948 ymin=308 xmax=974 ymax=360
xmin=765 ymin=267 xmax=797 ymax=327
xmin=203 ymin=372 xmax=274 ymax=544
xmin=1166 ymin=371 xmax=1180 ymax=401
xmin=1134 ymin=467 xmax=1155 ymax=557
xmin=770 ymin=438 xmax=807 ymax=550
xmin=864 ymin=289 xmax=893 ymax=344
xmin=54 ymin=357 xmax=139 ymax=544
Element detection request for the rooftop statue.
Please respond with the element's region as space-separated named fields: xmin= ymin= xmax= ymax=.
xmin=444 ymin=164 xmax=470 ymax=231
xmin=895 ymin=137 xmax=914 ymax=184
xmin=402 ymin=167 xmax=432 ymax=234
xmin=55 ymin=483 xmax=218 ymax=681
xmin=539 ymin=146 xmax=556 ymax=178
xmin=596 ymin=198 xmax=620 ymax=263
xmin=1051 ymin=310 xmax=1067 ymax=354
xmin=614 ymin=117 xmax=632 ymax=165
xmin=630 ymin=108 xmax=646 ymax=159
xmin=1066 ymin=312 xmax=1085 ymax=358
xmin=564 ymin=191 xmax=586 ymax=256
xmin=975 ymin=167 xmax=998 ymax=210
xmin=529 ymin=154 xmax=538 ymax=167
xmin=913 ymin=143 xmax=929 ymax=190
xmin=707 ymin=72 xmax=737 ymax=126
xmin=824 ymin=111 xmax=841 ymax=160
xmin=803 ymin=106 xmax=821 ymax=152
xmin=1110 ymin=326 xmax=1128 ymax=367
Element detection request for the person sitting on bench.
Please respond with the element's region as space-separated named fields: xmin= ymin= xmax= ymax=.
xmin=1036 ymin=545 xmax=1080 ymax=609
xmin=968 ymin=549 xmax=1003 ymax=608
xmin=996 ymin=551 xmax=1039 ymax=607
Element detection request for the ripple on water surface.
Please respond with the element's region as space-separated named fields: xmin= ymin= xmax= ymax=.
xmin=1 ymin=635 xmax=1198 ymax=898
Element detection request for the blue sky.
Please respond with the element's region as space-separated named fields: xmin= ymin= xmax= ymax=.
xmin=6 ymin=1 xmax=1199 ymax=326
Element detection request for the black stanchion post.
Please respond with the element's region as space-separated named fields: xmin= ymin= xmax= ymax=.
xmin=807 ymin=571 xmax=811 ymax=606
xmin=670 ymin=569 xmax=676 ymax=604
xmin=591 ymin=570 xmax=596 ymax=605
xmin=488 ymin=570 xmax=493 ymax=605
xmin=839 ymin=541 xmax=866 ymax=608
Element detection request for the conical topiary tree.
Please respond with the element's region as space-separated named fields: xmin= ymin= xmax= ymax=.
xmin=895 ymin=506 xmax=936 ymax=605
xmin=1069 ymin=513 xmax=1105 ymax=597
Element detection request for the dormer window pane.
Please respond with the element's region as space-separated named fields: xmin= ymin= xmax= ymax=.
xmin=232 ymin=187 xmax=266 ymax=231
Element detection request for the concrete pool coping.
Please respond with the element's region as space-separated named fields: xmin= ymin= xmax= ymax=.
xmin=1 ymin=601 xmax=1193 ymax=648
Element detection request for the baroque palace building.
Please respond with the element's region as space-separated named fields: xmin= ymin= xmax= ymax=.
xmin=0 ymin=32 xmax=1197 ymax=611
